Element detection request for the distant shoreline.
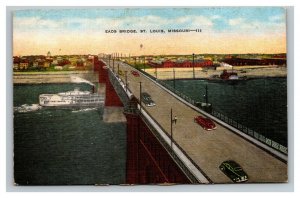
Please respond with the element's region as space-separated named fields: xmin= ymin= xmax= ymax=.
xmin=162 ymin=76 xmax=287 ymax=82
xmin=13 ymin=71 xmax=94 ymax=75
xmin=13 ymin=70 xmax=99 ymax=84
xmin=13 ymin=66 xmax=287 ymax=84
xmin=144 ymin=66 xmax=287 ymax=80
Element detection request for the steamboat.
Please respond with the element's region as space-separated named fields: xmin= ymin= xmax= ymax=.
xmin=39 ymin=88 xmax=104 ymax=108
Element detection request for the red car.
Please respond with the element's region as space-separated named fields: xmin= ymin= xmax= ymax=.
xmin=194 ymin=115 xmax=216 ymax=131
xmin=131 ymin=70 xmax=140 ymax=77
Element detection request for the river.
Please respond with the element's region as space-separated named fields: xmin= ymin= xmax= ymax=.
xmin=13 ymin=83 xmax=126 ymax=185
xmin=164 ymin=77 xmax=287 ymax=146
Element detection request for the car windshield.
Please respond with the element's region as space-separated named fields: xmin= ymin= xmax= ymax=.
xmin=234 ymin=167 xmax=242 ymax=171
xmin=142 ymin=95 xmax=148 ymax=98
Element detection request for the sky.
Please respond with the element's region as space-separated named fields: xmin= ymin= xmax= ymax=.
xmin=13 ymin=7 xmax=287 ymax=56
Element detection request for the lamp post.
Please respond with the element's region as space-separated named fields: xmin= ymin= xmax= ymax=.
xmin=170 ymin=108 xmax=177 ymax=151
xmin=113 ymin=59 xmax=115 ymax=73
xmin=92 ymin=55 xmax=95 ymax=71
xmin=125 ymin=71 xmax=128 ymax=92
xmin=108 ymin=55 xmax=111 ymax=67
xmin=143 ymin=56 xmax=146 ymax=71
xmin=139 ymin=82 xmax=142 ymax=111
xmin=173 ymin=66 xmax=176 ymax=89
xmin=205 ymin=84 xmax=208 ymax=104
xmin=117 ymin=63 xmax=120 ymax=76
xmin=192 ymin=53 xmax=195 ymax=79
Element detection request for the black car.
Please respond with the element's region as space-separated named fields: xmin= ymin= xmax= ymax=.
xmin=219 ymin=160 xmax=248 ymax=183
xmin=141 ymin=92 xmax=156 ymax=107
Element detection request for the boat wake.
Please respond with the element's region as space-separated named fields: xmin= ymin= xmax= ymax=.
xmin=70 ymin=76 xmax=95 ymax=86
xmin=71 ymin=107 xmax=98 ymax=113
xmin=14 ymin=104 xmax=42 ymax=113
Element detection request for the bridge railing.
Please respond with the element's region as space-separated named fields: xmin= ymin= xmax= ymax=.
xmin=156 ymin=79 xmax=288 ymax=156
xmin=209 ymin=109 xmax=288 ymax=155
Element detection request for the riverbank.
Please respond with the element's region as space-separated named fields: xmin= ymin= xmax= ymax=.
xmin=13 ymin=71 xmax=99 ymax=84
xmin=13 ymin=66 xmax=287 ymax=84
xmin=144 ymin=66 xmax=287 ymax=80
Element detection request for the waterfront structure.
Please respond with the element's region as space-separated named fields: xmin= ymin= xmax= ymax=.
xmin=223 ymin=58 xmax=286 ymax=66
xmin=149 ymin=59 xmax=214 ymax=68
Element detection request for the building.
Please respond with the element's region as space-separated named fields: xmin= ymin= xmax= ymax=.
xmin=54 ymin=66 xmax=63 ymax=70
xmin=162 ymin=60 xmax=174 ymax=68
xmin=13 ymin=64 xmax=19 ymax=70
xmin=13 ymin=56 xmax=20 ymax=70
xmin=151 ymin=59 xmax=214 ymax=68
xmin=44 ymin=61 xmax=51 ymax=68
xmin=19 ymin=62 xmax=29 ymax=70
xmin=222 ymin=58 xmax=286 ymax=66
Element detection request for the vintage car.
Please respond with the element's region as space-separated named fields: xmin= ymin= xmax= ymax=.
xmin=194 ymin=115 xmax=216 ymax=131
xmin=131 ymin=70 xmax=140 ymax=77
xmin=141 ymin=92 xmax=156 ymax=107
xmin=219 ymin=160 xmax=248 ymax=183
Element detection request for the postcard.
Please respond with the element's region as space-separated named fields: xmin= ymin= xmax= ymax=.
xmin=12 ymin=7 xmax=287 ymax=185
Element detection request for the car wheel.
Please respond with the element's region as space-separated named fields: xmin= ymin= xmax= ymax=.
xmin=220 ymin=166 xmax=225 ymax=171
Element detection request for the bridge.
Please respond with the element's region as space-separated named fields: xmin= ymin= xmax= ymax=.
xmin=94 ymin=57 xmax=287 ymax=184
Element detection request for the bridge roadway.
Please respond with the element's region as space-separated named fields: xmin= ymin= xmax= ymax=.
xmin=107 ymin=60 xmax=287 ymax=183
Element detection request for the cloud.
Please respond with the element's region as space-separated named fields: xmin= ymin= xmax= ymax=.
xmin=13 ymin=17 xmax=62 ymax=30
xmin=175 ymin=16 xmax=191 ymax=24
xmin=269 ymin=14 xmax=285 ymax=22
xmin=226 ymin=17 xmax=286 ymax=35
xmin=14 ymin=14 xmax=214 ymax=33
xmin=228 ymin=18 xmax=244 ymax=26
xmin=211 ymin=15 xmax=221 ymax=20
xmin=14 ymin=15 xmax=286 ymax=36
xmin=191 ymin=16 xmax=214 ymax=26
xmin=115 ymin=15 xmax=170 ymax=28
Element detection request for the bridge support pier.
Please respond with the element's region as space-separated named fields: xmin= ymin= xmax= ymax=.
xmin=98 ymin=59 xmax=191 ymax=184
xmin=124 ymin=98 xmax=190 ymax=184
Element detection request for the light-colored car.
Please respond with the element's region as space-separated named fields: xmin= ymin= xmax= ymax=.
xmin=141 ymin=92 xmax=155 ymax=107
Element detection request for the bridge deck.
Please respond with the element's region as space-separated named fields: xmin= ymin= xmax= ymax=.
xmin=109 ymin=60 xmax=287 ymax=183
